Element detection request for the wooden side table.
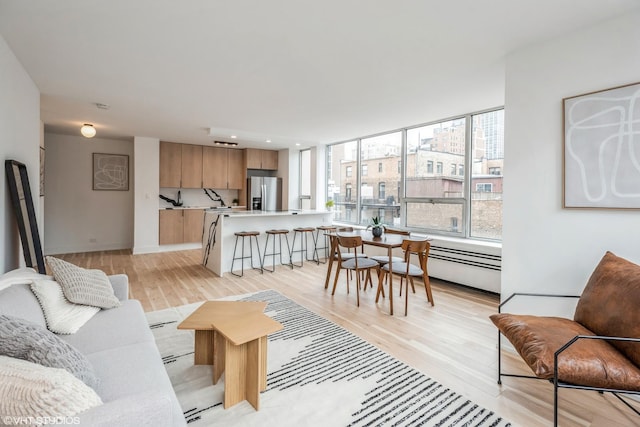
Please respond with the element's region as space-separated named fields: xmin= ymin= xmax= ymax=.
xmin=177 ymin=301 xmax=267 ymax=365
xmin=212 ymin=312 xmax=283 ymax=410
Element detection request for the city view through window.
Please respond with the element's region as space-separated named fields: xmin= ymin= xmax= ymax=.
xmin=326 ymin=109 xmax=504 ymax=240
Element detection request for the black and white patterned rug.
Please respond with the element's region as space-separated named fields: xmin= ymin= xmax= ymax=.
xmin=147 ymin=290 xmax=511 ymax=427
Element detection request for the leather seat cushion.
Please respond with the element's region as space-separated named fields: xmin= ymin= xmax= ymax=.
xmin=490 ymin=313 xmax=640 ymax=391
xmin=573 ymin=251 xmax=640 ymax=367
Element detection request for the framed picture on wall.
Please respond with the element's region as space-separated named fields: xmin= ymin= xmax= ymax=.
xmin=563 ymin=81 xmax=640 ymax=209
xmin=93 ymin=153 xmax=129 ymax=191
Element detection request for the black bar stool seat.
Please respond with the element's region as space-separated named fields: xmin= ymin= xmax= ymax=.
xmin=262 ymin=229 xmax=293 ymax=272
xmin=230 ymin=231 xmax=263 ymax=277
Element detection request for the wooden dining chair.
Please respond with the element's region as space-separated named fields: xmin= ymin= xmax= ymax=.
xmin=332 ymin=235 xmax=380 ymax=307
xmin=376 ymin=239 xmax=434 ymax=315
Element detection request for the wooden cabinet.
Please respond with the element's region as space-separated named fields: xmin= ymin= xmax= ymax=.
xmin=183 ymin=209 xmax=205 ymax=243
xmin=159 ymin=142 xmax=203 ymax=188
xmin=181 ymin=144 xmax=203 ymax=188
xmin=227 ymin=148 xmax=244 ymax=189
xmin=261 ymin=149 xmax=278 ymax=170
xmin=203 ymin=147 xmax=244 ymax=189
xmin=159 ymin=142 xmax=182 ymax=187
xmin=159 ymin=209 xmax=184 ymax=245
xmin=245 ymin=149 xmax=278 ymax=170
xmin=159 ymin=209 xmax=204 ymax=244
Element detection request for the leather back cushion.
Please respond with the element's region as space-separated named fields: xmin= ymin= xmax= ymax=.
xmin=574 ymin=251 xmax=640 ymax=367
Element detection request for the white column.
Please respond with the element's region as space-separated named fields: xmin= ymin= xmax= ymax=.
xmin=133 ymin=137 xmax=160 ymax=254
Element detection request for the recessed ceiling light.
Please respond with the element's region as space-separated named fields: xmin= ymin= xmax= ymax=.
xmin=266 ymin=139 xmax=271 ymax=143
xmin=295 ymin=143 xmax=300 ymax=146
xmin=230 ymin=135 xmax=237 ymax=139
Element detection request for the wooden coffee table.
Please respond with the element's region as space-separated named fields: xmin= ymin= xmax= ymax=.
xmin=177 ymin=301 xmax=267 ymax=365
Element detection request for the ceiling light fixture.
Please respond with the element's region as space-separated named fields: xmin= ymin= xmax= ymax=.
xmin=80 ymin=123 xmax=96 ymax=138
xmin=214 ymin=141 xmax=238 ymax=147
xmin=230 ymin=135 xmax=237 ymax=139
xmin=266 ymin=139 xmax=271 ymax=143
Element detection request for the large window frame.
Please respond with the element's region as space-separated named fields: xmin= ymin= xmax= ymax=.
xmin=326 ymin=107 xmax=504 ymax=241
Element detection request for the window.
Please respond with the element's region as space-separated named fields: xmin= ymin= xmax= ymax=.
xmin=326 ymin=108 xmax=504 ymax=239
xmin=299 ymin=149 xmax=311 ymax=209
xmin=470 ymin=109 xmax=504 ymax=239
xmin=326 ymin=140 xmax=358 ymax=223
xmin=360 ymin=132 xmax=402 ymax=226
xmin=476 ymin=183 xmax=492 ymax=192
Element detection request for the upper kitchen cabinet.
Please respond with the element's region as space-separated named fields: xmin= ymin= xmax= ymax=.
xmin=159 ymin=141 xmax=182 ymax=187
xmin=203 ymin=147 xmax=244 ymax=189
xmin=159 ymin=141 xmax=203 ymax=188
xmin=181 ymin=144 xmax=203 ymax=188
xmin=245 ymin=148 xmax=278 ymax=170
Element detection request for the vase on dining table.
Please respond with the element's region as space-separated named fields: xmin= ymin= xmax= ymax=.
xmin=371 ymin=225 xmax=383 ymax=238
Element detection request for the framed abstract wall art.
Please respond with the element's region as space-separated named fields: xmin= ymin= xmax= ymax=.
xmin=93 ymin=153 xmax=129 ymax=191
xmin=563 ymin=82 xmax=640 ymax=209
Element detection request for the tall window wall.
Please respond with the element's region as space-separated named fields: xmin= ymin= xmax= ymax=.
xmin=326 ymin=108 xmax=504 ymax=240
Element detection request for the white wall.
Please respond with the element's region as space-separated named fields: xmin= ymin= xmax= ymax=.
xmin=0 ymin=35 xmax=41 ymax=273
xmin=502 ymin=11 xmax=640 ymax=315
xmin=44 ymin=133 xmax=134 ymax=254
xmin=133 ymin=137 xmax=159 ymax=254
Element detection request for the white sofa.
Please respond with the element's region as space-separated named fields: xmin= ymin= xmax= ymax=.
xmin=0 ymin=271 xmax=186 ymax=427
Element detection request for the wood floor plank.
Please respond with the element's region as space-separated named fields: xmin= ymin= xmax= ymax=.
xmin=53 ymin=249 xmax=638 ymax=427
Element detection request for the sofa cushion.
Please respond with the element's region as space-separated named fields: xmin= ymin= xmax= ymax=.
xmin=46 ymin=256 xmax=120 ymax=309
xmin=490 ymin=313 xmax=640 ymax=390
xmin=0 ymin=314 xmax=99 ymax=388
xmin=87 ymin=342 xmax=184 ymax=426
xmin=574 ymin=251 xmax=640 ymax=367
xmin=0 ymin=283 xmax=46 ymax=326
xmin=61 ymin=300 xmax=154 ymax=355
xmin=0 ymin=355 xmax=102 ymax=418
xmin=30 ymin=279 xmax=100 ymax=334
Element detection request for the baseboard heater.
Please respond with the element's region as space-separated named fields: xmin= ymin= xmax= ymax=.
xmin=429 ymin=246 xmax=501 ymax=271
xmin=427 ymin=243 xmax=502 ymax=293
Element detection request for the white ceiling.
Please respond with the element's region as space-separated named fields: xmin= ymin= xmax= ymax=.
xmin=1 ymin=0 xmax=638 ymax=149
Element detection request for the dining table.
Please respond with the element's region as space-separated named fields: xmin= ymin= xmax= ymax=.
xmin=324 ymin=229 xmax=417 ymax=315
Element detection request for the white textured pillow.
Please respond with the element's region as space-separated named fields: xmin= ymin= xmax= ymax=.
xmin=0 ymin=355 xmax=102 ymax=418
xmin=30 ymin=280 xmax=100 ymax=334
xmin=46 ymin=257 xmax=120 ymax=309
xmin=0 ymin=268 xmax=53 ymax=292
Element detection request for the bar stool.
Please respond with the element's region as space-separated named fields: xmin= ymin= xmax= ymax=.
xmin=290 ymin=227 xmax=318 ymax=267
xmin=230 ymin=231 xmax=263 ymax=277
xmin=313 ymin=225 xmax=337 ymax=264
xmin=262 ymin=229 xmax=293 ymax=272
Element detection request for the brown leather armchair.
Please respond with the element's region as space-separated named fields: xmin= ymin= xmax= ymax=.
xmin=490 ymin=251 xmax=640 ymax=426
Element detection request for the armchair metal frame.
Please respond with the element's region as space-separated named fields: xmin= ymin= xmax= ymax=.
xmin=496 ymin=292 xmax=640 ymax=426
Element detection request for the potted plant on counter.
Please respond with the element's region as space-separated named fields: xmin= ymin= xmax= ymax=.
xmin=367 ymin=216 xmax=384 ymax=237
xmin=325 ymin=200 xmax=334 ymax=211
xmin=232 ymin=198 xmax=239 ymax=207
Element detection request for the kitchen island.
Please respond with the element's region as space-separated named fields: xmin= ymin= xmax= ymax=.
xmin=202 ymin=209 xmax=333 ymax=277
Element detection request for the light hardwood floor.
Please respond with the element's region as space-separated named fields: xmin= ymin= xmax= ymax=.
xmin=56 ymin=249 xmax=637 ymax=426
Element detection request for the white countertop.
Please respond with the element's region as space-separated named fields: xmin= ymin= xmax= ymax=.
xmin=205 ymin=209 xmax=331 ymax=217
xmin=160 ymin=206 xmax=246 ymax=210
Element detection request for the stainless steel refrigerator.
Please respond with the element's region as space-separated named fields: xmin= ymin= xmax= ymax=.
xmin=247 ymin=177 xmax=282 ymax=211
